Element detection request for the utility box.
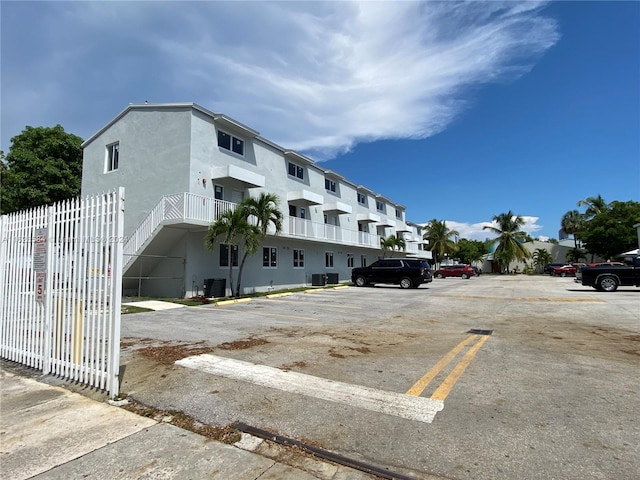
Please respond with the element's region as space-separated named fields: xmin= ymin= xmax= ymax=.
xmin=212 ymin=278 xmax=226 ymax=297
xmin=326 ymin=273 xmax=339 ymax=284
xmin=204 ymin=278 xmax=226 ymax=297
xmin=311 ymin=274 xmax=326 ymax=286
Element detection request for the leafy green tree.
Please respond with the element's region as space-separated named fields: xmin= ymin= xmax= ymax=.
xmin=456 ymin=238 xmax=489 ymax=266
xmin=1 ymin=125 xmax=83 ymax=214
xmin=422 ymin=219 xmax=459 ymax=266
xmin=205 ymin=193 xmax=283 ymax=297
xmin=380 ymin=234 xmax=406 ymax=258
xmin=577 ymin=194 xmax=608 ymax=219
xmin=561 ymin=210 xmax=584 ymax=248
xmin=566 ymin=247 xmax=586 ymax=264
xmin=580 ymin=200 xmax=640 ymax=260
xmin=483 ymin=211 xmax=531 ymax=273
xmin=532 ymin=248 xmax=553 ymax=273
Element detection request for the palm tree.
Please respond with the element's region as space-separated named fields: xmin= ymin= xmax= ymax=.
xmin=380 ymin=234 xmax=406 ymax=258
xmin=561 ymin=210 xmax=584 ymax=248
xmin=236 ymin=192 xmax=283 ymax=293
xmin=205 ymin=193 xmax=283 ymax=297
xmin=532 ymin=248 xmax=553 ymax=274
xmin=244 ymin=192 xmax=283 ymax=235
xmin=422 ymin=219 xmax=459 ymax=267
xmin=483 ymin=211 xmax=531 ymax=273
xmin=577 ymin=194 xmax=608 ymax=219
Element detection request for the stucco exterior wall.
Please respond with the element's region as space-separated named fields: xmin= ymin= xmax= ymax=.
xmin=82 ymin=107 xmax=192 ymax=237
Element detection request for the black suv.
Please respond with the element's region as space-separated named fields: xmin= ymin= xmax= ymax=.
xmin=351 ymin=258 xmax=432 ymax=289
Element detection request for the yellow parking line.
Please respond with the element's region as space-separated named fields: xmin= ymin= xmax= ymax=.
xmin=406 ymin=335 xmax=478 ymax=396
xmin=431 ymin=335 xmax=490 ymax=401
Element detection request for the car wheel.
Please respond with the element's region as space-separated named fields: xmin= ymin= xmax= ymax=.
xmin=354 ymin=275 xmax=367 ymax=287
xmin=436 ymin=273 xmax=444 ymax=279
xmin=461 ymin=273 xmax=469 ymax=279
xmin=598 ymin=275 xmax=618 ymax=292
xmin=399 ymin=277 xmax=412 ymax=289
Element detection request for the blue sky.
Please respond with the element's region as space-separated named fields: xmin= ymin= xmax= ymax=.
xmin=2 ymin=1 xmax=639 ymax=240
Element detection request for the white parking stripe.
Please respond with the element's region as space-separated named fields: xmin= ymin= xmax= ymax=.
xmin=176 ymin=354 xmax=444 ymax=423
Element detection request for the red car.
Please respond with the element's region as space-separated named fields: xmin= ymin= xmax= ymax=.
xmin=553 ymin=264 xmax=585 ymax=277
xmin=434 ymin=264 xmax=476 ymax=279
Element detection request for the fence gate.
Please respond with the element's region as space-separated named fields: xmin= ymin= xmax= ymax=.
xmin=0 ymin=188 xmax=125 ymax=396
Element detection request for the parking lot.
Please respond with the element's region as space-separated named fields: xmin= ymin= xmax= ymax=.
xmin=119 ymin=275 xmax=639 ymax=480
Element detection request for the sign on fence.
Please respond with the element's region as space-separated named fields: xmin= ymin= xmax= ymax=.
xmin=0 ymin=188 xmax=125 ymax=396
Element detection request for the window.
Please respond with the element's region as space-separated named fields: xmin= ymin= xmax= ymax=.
xmin=347 ymin=253 xmax=354 ymax=268
xmin=293 ymin=249 xmax=305 ymax=268
xmin=214 ymin=185 xmax=223 ymax=200
xmin=232 ymin=137 xmax=244 ymax=155
xmin=325 ymin=178 xmax=336 ymax=192
xmin=263 ymin=247 xmax=278 ymax=268
xmin=217 ymin=130 xmax=244 ymax=156
xmin=219 ymin=244 xmax=238 ymax=267
xmin=288 ymin=162 xmax=304 ymax=180
xmin=325 ymin=251 xmax=334 ymax=268
xmin=106 ymin=142 xmax=119 ymax=172
xmin=396 ymin=208 xmax=402 ymax=219
xmin=376 ymin=200 xmax=384 ymax=212
xmin=357 ymin=192 xmax=366 ymax=205
xmin=360 ymin=255 xmax=367 ymax=267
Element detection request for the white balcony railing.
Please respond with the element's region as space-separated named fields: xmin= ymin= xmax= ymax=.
xmin=124 ymin=192 xmax=415 ymax=267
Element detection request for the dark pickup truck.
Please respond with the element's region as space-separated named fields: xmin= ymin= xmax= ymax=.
xmin=576 ymin=257 xmax=640 ymax=292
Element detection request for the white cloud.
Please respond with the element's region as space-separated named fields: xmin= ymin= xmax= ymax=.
xmin=1 ymin=1 xmax=559 ymax=157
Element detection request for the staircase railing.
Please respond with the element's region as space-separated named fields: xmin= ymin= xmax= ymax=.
xmin=123 ymin=193 xmax=236 ymax=269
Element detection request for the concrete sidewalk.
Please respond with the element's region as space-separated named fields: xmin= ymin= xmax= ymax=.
xmin=0 ymin=367 xmax=373 ymax=480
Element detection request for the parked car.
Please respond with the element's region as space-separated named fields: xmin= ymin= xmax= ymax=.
xmin=351 ymin=258 xmax=432 ymax=289
xmin=544 ymin=263 xmax=566 ymax=275
xmin=577 ymin=257 xmax=640 ymax=291
xmin=434 ymin=264 xmax=476 ymax=279
xmin=575 ymin=262 xmax=625 ymax=282
xmin=552 ymin=264 xmax=580 ymax=277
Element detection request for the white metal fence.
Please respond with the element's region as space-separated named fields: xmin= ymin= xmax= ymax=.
xmin=0 ymin=188 xmax=125 ymax=396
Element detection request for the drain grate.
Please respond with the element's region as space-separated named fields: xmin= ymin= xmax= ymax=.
xmin=468 ymin=329 xmax=493 ymax=335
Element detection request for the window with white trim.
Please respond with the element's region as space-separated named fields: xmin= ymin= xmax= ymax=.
xmin=217 ymin=130 xmax=244 ymax=156
xmin=325 ymin=251 xmax=334 ymax=268
xmin=376 ymin=200 xmax=384 ymax=212
xmin=293 ymin=249 xmax=305 ymax=268
xmin=288 ymin=162 xmax=304 ymax=180
xmin=219 ymin=244 xmax=238 ymax=267
xmin=106 ymin=142 xmax=119 ymax=172
xmin=325 ymin=178 xmax=336 ymax=192
xmin=263 ymin=247 xmax=278 ymax=268
xmin=357 ymin=192 xmax=366 ymax=205
xmin=396 ymin=208 xmax=402 ymax=219
xmin=347 ymin=253 xmax=354 ymax=268
xmin=360 ymin=255 xmax=367 ymax=267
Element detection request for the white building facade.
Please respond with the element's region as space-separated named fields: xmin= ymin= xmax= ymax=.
xmin=81 ymin=103 xmax=430 ymax=298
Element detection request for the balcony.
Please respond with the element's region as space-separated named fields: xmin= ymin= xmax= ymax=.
xmin=124 ymin=192 xmax=386 ymax=268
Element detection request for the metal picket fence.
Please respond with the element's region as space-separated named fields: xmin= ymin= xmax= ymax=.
xmin=0 ymin=188 xmax=125 ymax=396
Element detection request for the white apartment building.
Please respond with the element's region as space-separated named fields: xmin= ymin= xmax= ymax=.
xmin=81 ymin=103 xmax=430 ymax=298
